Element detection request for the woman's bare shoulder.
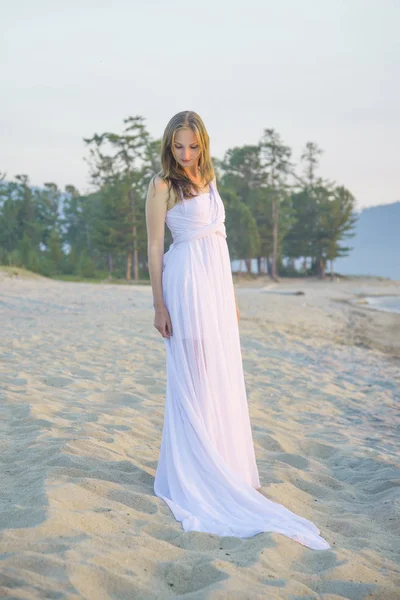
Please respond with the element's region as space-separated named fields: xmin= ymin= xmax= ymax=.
xmin=147 ymin=175 xmax=179 ymax=210
xmin=148 ymin=174 xmax=170 ymax=195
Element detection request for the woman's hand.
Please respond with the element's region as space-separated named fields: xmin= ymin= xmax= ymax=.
xmin=154 ymin=306 xmax=173 ymax=338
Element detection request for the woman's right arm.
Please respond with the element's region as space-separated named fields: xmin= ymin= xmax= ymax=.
xmin=145 ymin=175 xmax=173 ymax=338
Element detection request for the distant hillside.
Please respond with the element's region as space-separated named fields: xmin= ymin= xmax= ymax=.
xmin=335 ymin=201 xmax=400 ymax=280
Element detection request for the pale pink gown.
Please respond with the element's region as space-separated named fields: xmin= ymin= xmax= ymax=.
xmin=154 ymin=181 xmax=330 ymax=549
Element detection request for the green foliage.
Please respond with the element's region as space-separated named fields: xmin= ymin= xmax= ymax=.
xmin=0 ymin=120 xmax=358 ymax=281
xmin=77 ymin=250 xmax=96 ymax=278
xmin=222 ymin=188 xmax=260 ymax=260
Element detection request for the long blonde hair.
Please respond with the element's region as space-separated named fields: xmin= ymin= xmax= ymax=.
xmin=152 ymin=111 xmax=215 ymax=206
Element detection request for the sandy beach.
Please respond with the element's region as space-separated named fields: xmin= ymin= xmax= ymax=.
xmin=0 ymin=271 xmax=399 ymax=599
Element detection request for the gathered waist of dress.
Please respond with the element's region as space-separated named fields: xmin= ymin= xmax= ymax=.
xmin=172 ymin=220 xmax=227 ymax=246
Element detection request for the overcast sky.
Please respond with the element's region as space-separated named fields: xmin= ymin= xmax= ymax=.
xmin=2 ymin=0 xmax=399 ymax=209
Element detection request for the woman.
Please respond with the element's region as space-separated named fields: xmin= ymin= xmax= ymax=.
xmin=145 ymin=111 xmax=330 ymax=549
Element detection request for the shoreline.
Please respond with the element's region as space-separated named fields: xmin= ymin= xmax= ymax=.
xmin=336 ymin=297 xmax=400 ymax=358
xmin=233 ymin=275 xmax=400 ymax=359
xmin=357 ymin=294 xmax=400 ymax=314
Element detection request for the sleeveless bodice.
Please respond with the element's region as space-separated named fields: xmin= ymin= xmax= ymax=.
xmin=165 ymin=181 xmax=226 ymax=248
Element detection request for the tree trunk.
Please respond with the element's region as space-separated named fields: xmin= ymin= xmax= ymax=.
xmin=239 ymin=259 xmax=244 ymax=272
xmin=245 ymin=258 xmax=252 ymax=273
xmin=126 ymin=251 xmax=132 ymax=281
xmin=133 ymin=243 xmax=139 ymax=280
xmin=311 ymin=257 xmax=318 ymax=275
xmin=319 ymin=257 xmax=326 ymax=279
xmin=257 ymin=256 xmax=264 ymax=274
xmin=271 ymin=198 xmax=279 ymax=280
xmin=107 ymin=253 xmax=113 ymax=275
xmin=85 ymin=223 xmax=92 ymax=253
xmin=266 ymin=255 xmax=271 ymax=276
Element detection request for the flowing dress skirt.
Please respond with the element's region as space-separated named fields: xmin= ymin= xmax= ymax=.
xmin=154 ymin=187 xmax=330 ymax=550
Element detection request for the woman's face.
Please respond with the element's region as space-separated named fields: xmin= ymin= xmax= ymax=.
xmin=172 ymin=128 xmax=201 ymax=168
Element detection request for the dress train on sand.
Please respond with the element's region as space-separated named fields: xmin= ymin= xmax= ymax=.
xmin=154 ymin=182 xmax=330 ymax=550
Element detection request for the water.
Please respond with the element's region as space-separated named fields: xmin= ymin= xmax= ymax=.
xmin=231 ymin=259 xmax=258 ymax=273
xmin=365 ymin=296 xmax=400 ymax=314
